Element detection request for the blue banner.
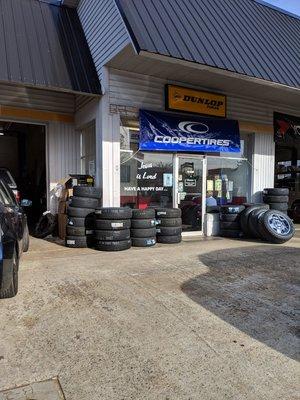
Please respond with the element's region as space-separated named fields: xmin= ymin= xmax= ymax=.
xmin=139 ymin=110 xmax=240 ymax=153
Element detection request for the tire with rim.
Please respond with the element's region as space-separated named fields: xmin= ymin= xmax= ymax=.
xmin=219 ymin=230 xmax=243 ymax=238
xmin=219 ymin=213 xmax=240 ymax=222
xmin=95 ymin=207 xmax=132 ymax=220
xmin=248 ymin=208 xmax=268 ymax=239
xmin=65 ymin=235 xmax=87 ymax=248
xmin=94 ymin=219 xmax=131 ymax=230
xmin=69 ymin=196 xmax=99 ymax=209
xmin=220 ymin=221 xmax=240 ymax=230
xmin=156 ymin=208 xmax=182 ymax=218
xmin=0 ymin=246 xmax=18 ymax=299
xmin=156 ymin=226 xmax=182 ymax=236
xmin=257 ymin=210 xmax=295 ymax=244
xmin=240 ymin=204 xmax=269 ymax=237
xmin=94 ymin=239 xmax=131 ymax=251
xmin=130 ymin=228 xmax=156 ymax=238
xmin=94 ymin=229 xmax=130 ymax=241
xmin=23 ymin=224 xmax=30 ymax=252
xmin=220 ymin=205 xmax=245 ymax=214
xmin=131 ymin=219 xmax=156 ymax=229
xmin=131 ymin=237 xmax=156 ymax=247
xmin=157 ymin=218 xmax=182 ymax=227
xmin=269 ymin=203 xmax=288 ymax=211
xmin=157 ymin=235 xmax=182 ymax=244
xmin=33 ymin=213 xmax=56 ymax=238
xmin=73 ymin=186 xmax=101 ymax=199
xmin=263 ymin=195 xmax=289 ymax=203
xmin=263 ymin=188 xmax=289 ymax=196
xmin=67 ymin=207 xmax=95 ymax=218
xmin=132 ymin=209 xmax=155 ymax=219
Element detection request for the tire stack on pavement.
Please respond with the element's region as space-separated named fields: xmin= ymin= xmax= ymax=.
xmin=219 ymin=205 xmax=245 ymax=238
xmin=131 ymin=209 xmax=157 ymax=247
xmin=156 ymin=208 xmax=182 ymax=244
xmin=240 ymin=203 xmax=269 ymax=238
xmin=66 ymin=186 xmax=101 ymax=248
xmin=262 ymin=188 xmax=289 ymax=214
xmin=93 ymin=207 xmax=132 ymax=251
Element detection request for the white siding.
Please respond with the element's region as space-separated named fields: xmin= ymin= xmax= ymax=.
xmin=108 ymin=69 xmax=299 ymax=124
xmin=47 ymin=121 xmax=80 ymax=189
xmin=0 ymin=83 xmax=75 ymax=114
xmin=78 ymin=0 xmax=130 ymax=81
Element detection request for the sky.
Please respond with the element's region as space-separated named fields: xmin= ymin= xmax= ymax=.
xmin=263 ymin=0 xmax=300 ymax=16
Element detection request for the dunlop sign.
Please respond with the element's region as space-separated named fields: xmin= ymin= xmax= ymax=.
xmin=166 ymin=85 xmax=226 ymax=117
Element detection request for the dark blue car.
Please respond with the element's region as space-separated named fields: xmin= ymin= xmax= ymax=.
xmin=0 ymin=179 xmax=30 ymax=299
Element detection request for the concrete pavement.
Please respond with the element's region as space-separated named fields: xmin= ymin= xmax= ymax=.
xmin=0 ymin=234 xmax=299 ymax=399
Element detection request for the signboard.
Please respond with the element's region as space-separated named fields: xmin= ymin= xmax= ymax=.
xmin=274 ymin=112 xmax=300 ymax=142
xmin=166 ymin=85 xmax=226 ymax=117
xmin=139 ymin=110 xmax=240 ymax=153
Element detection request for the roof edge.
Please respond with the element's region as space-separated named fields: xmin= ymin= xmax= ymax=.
xmin=114 ymin=0 xmax=141 ymax=54
xmin=253 ymin=0 xmax=300 ymax=20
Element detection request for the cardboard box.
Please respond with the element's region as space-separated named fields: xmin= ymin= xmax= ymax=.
xmin=58 ymin=214 xmax=68 ymax=240
xmin=58 ymin=200 xmax=67 ymax=214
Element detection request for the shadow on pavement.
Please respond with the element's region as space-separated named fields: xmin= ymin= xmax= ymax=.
xmin=181 ymin=245 xmax=300 ymax=361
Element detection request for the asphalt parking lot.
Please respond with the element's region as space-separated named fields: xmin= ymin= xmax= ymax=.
xmin=0 ymin=232 xmax=299 ymax=400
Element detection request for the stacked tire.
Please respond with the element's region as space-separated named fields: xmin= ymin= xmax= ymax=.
xmin=263 ymin=188 xmax=289 ymax=214
xmin=94 ymin=207 xmax=132 ymax=251
xmin=156 ymin=208 xmax=182 ymax=244
xmin=66 ymin=186 xmax=101 ymax=248
xmin=219 ymin=205 xmax=245 ymax=238
xmin=240 ymin=203 xmax=269 ymax=238
xmin=131 ymin=209 xmax=157 ymax=247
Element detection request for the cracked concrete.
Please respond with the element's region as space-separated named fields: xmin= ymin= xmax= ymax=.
xmin=0 ymin=232 xmax=299 ymax=399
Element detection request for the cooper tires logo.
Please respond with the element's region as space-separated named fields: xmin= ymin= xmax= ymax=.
xmin=178 ymin=121 xmax=209 ymax=134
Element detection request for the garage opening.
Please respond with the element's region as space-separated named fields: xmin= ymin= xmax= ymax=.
xmin=0 ymin=121 xmax=46 ymax=230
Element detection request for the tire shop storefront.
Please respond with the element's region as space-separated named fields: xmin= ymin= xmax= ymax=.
xmin=77 ymin=0 xmax=300 ymax=236
xmin=0 ymin=0 xmax=101 ymax=229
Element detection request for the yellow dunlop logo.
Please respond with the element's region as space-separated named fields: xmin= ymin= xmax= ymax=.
xmin=166 ymin=85 xmax=226 ymax=117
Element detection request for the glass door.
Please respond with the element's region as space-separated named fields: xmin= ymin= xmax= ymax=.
xmin=174 ymin=155 xmax=206 ymax=233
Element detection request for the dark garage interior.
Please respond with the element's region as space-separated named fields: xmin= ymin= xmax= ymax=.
xmin=0 ymin=121 xmax=46 ymax=229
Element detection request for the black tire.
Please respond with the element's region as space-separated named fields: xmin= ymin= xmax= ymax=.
xmin=156 ymin=208 xmax=182 ymax=218
xmin=66 ymin=226 xmax=87 ymax=236
xmin=67 ymin=216 xmax=94 ymax=229
xmin=220 ymin=221 xmax=240 ymax=230
xmin=132 ymin=209 xmax=155 ymax=219
xmin=131 ymin=219 xmax=156 ymax=229
xmin=220 ymin=205 xmax=245 ymax=214
xmin=0 ymin=247 xmax=18 ymax=299
xmin=33 ymin=213 xmax=56 ymax=238
xmin=258 ymin=210 xmax=295 ymax=244
xmin=130 ymin=227 xmax=156 ymax=238
xmin=263 ymin=195 xmax=289 ymax=203
xmin=94 ymin=239 xmax=131 ymax=251
xmin=94 ymin=219 xmax=131 ymax=230
xmin=156 ymin=226 xmax=182 ymax=236
xmin=263 ymin=188 xmax=289 ymax=196
xmin=219 ymin=230 xmax=243 ymax=238
xmin=23 ymin=224 xmax=30 ymax=252
xmin=157 ymin=217 xmax=182 ymax=227
xmin=131 ymin=237 xmax=156 ymax=247
xmin=95 ymin=207 xmax=132 ymax=220
xmin=67 ymin=206 xmax=95 ymax=218
xmin=219 ymin=213 xmax=240 ymax=222
xmin=94 ymin=229 xmax=130 ymax=241
xmin=243 ymin=203 xmax=266 ymax=208
xmin=240 ymin=204 xmax=269 ymax=237
xmin=73 ymin=186 xmax=101 ymax=199
xmin=69 ymin=196 xmax=99 ymax=209
xmin=157 ymin=235 xmax=182 ymax=244
xmin=248 ymin=208 xmax=268 ymax=239
xmin=269 ymin=203 xmax=289 ymax=211
xmin=65 ymin=235 xmax=87 ymax=248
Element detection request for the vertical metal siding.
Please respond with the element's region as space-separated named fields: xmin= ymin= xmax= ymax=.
xmin=48 ymin=121 xmax=80 ymax=188
xmin=77 ymin=0 xmax=130 ymax=81
xmin=0 ymin=83 xmax=75 ymax=114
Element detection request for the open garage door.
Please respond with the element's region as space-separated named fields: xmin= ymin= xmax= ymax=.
xmin=0 ymin=121 xmax=46 ymax=230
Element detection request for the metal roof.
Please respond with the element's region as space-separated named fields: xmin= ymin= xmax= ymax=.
xmin=0 ymin=0 xmax=101 ymax=95
xmin=116 ymin=0 xmax=300 ymax=88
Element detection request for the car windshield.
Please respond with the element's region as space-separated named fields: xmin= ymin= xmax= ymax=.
xmin=0 ymin=169 xmax=16 ymax=188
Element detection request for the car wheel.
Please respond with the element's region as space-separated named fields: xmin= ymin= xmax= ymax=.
xmin=258 ymin=210 xmax=295 ymax=244
xmin=23 ymin=224 xmax=30 ymax=252
xmin=240 ymin=204 xmax=269 ymax=237
xmin=0 ymin=247 xmax=18 ymax=299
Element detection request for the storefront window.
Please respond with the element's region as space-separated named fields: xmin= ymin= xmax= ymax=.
xmin=120 ymin=123 xmax=173 ymax=208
